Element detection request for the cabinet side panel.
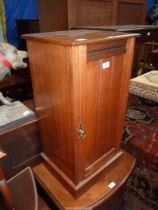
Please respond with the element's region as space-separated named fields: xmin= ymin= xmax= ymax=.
xmin=95 ymin=58 xmax=112 ymax=158
xmin=27 ymin=41 xmax=74 ymax=180
xmin=81 ymin=60 xmax=100 ymax=167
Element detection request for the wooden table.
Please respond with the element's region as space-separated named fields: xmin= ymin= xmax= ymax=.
xmin=33 ymin=150 xmax=135 ymax=210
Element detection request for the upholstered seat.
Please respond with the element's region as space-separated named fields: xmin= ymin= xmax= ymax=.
xmin=129 ymin=70 xmax=158 ymax=102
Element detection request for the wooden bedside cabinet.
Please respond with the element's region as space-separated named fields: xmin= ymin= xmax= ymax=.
xmin=23 ymin=30 xmax=137 ymax=199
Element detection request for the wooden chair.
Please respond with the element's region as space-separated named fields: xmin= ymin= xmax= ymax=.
xmin=0 ymin=150 xmax=38 ymax=210
xmin=137 ymin=41 xmax=158 ymax=76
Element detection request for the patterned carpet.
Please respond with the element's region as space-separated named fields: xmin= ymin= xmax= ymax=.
xmin=122 ymin=94 xmax=158 ymax=209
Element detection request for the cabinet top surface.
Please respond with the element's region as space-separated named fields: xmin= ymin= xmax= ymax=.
xmin=22 ymin=30 xmax=138 ymax=46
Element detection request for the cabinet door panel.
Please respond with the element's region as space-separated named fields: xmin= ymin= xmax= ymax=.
xmin=81 ymin=60 xmax=99 ymax=167
xmin=104 ymin=54 xmax=124 ymax=151
xmin=80 ymin=54 xmax=124 ymax=177
xmin=95 ymin=58 xmax=112 ymax=159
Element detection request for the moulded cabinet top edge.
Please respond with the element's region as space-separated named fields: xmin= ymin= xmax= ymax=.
xmin=22 ymin=30 xmax=139 ymax=46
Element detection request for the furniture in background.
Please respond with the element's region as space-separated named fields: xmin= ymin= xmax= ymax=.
xmin=0 ymin=68 xmax=33 ymax=103
xmin=16 ymin=19 xmax=40 ymax=50
xmin=38 ymin=0 xmax=147 ymax=32
xmin=75 ymin=25 xmax=158 ymax=78
xmin=0 ymin=100 xmax=41 ymax=179
xmin=129 ymin=70 xmax=158 ymax=102
xmin=23 ymin=30 xmax=136 ymax=208
xmin=0 ymin=162 xmax=38 ymax=210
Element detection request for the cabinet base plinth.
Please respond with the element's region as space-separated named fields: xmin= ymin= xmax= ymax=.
xmin=41 ymin=149 xmax=124 ymax=198
xmin=33 ymin=150 xmax=135 ymax=209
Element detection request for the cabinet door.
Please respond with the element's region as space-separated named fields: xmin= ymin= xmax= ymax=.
xmin=79 ymin=53 xmax=125 ymax=178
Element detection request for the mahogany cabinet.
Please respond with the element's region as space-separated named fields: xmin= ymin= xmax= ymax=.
xmin=38 ymin=0 xmax=147 ymax=32
xmin=23 ymin=30 xmax=137 ymax=197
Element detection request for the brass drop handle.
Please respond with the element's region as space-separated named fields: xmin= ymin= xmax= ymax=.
xmin=78 ymin=122 xmax=86 ymax=140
